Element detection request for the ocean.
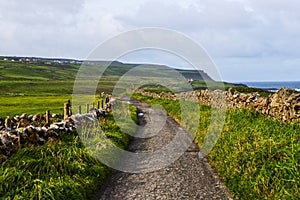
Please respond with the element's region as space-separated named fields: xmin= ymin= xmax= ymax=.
xmin=240 ymin=81 xmax=300 ymax=92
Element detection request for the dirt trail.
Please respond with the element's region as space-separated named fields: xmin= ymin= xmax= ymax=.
xmin=93 ymin=100 xmax=232 ymax=200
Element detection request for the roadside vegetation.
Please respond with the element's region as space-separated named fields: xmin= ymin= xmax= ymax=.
xmin=0 ymin=106 xmax=137 ymax=199
xmin=133 ymin=93 xmax=300 ymax=200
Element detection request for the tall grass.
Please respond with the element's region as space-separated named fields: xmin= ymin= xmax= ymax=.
xmin=209 ymin=109 xmax=300 ymax=199
xmin=0 ymin=106 xmax=137 ymax=199
xmin=0 ymin=135 xmax=109 ymax=199
xmin=133 ymin=93 xmax=300 ymax=199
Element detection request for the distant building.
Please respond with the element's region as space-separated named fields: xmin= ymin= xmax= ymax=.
xmin=188 ymin=78 xmax=194 ymax=83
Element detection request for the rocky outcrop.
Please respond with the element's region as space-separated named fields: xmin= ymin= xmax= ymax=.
xmin=136 ymin=88 xmax=300 ymax=123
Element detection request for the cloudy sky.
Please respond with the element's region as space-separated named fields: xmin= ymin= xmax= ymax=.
xmin=0 ymin=0 xmax=299 ymax=82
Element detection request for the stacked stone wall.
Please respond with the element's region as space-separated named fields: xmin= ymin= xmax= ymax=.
xmin=136 ymin=88 xmax=300 ymax=123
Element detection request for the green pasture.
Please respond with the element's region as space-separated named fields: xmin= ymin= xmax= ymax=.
xmin=0 ymin=59 xmax=268 ymax=118
xmin=0 ymin=60 xmax=78 ymax=81
xmin=0 ymin=77 xmax=123 ymax=117
xmin=0 ymin=95 xmax=70 ymax=117
xmin=0 ymin=81 xmax=74 ymax=95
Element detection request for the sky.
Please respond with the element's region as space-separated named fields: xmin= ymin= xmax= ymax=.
xmin=0 ymin=0 xmax=300 ymax=82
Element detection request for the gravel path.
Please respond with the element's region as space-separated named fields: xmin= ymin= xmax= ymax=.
xmin=93 ymin=100 xmax=233 ymax=200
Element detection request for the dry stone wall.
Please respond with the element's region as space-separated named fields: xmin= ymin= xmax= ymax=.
xmin=0 ymin=99 xmax=113 ymax=162
xmin=136 ymin=88 xmax=300 ymax=123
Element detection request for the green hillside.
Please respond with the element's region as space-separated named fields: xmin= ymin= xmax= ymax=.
xmin=0 ymin=58 xmax=218 ymax=96
xmin=0 ymin=60 xmax=78 ymax=81
xmin=0 ymin=59 xmax=213 ymax=81
xmin=0 ymin=57 xmax=253 ymax=117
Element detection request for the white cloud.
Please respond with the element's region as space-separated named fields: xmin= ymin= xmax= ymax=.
xmin=0 ymin=0 xmax=126 ymax=58
xmin=119 ymin=0 xmax=255 ymax=30
xmin=0 ymin=0 xmax=299 ymax=81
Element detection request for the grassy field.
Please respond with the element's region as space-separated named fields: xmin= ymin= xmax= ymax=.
xmin=0 ymin=61 xmax=124 ymax=117
xmin=0 ymin=60 xmax=74 ymax=117
xmin=133 ymin=93 xmax=300 ymax=200
xmin=0 ymin=106 xmax=137 ymax=199
xmin=0 ymin=95 xmax=70 ymax=117
xmin=0 ymin=59 xmax=267 ymax=118
xmin=0 ymin=81 xmax=74 ymax=95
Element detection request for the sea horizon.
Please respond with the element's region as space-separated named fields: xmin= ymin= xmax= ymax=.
xmin=238 ymin=81 xmax=300 ymax=92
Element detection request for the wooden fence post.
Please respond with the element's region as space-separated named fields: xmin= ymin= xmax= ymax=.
xmin=67 ymin=100 xmax=72 ymax=116
xmin=92 ymin=102 xmax=95 ymax=109
xmin=64 ymin=103 xmax=69 ymax=120
xmin=97 ymin=101 xmax=100 ymax=109
xmin=105 ymin=96 xmax=109 ymax=104
xmin=86 ymin=104 xmax=89 ymax=113
xmin=46 ymin=110 xmax=50 ymax=124
xmin=101 ymin=100 xmax=104 ymax=109
xmin=78 ymin=105 xmax=82 ymax=114
xmin=64 ymin=100 xmax=72 ymax=120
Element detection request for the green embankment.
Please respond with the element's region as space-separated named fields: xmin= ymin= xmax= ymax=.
xmin=133 ymin=93 xmax=300 ymax=200
xmin=0 ymin=106 xmax=137 ymax=199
